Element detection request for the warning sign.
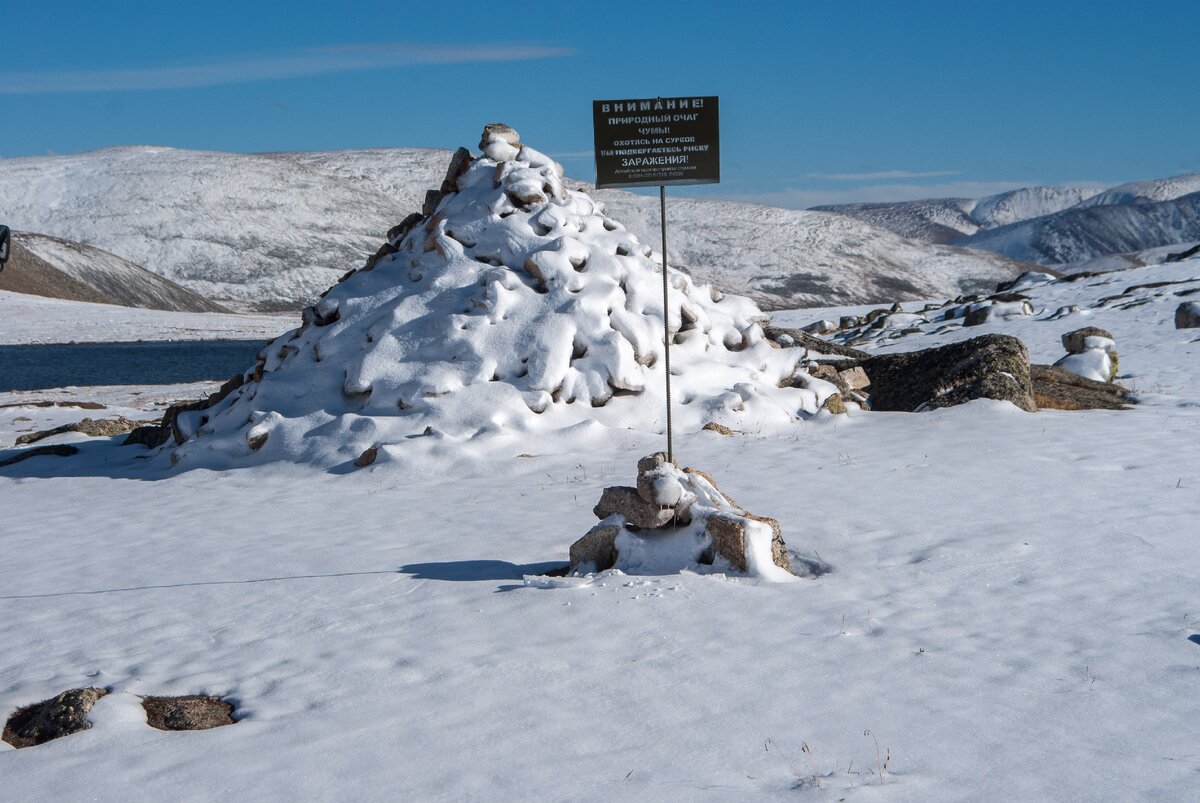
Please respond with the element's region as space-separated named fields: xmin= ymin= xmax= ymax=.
xmin=592 ymin=96 xmax=720 ymax=189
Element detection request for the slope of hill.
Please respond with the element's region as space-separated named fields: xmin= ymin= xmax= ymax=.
xmin=594 ymin=191 xmax=1030 ymax=309
xmin=0 ymin=231 xmax=228 ymax=312
xmin=955 ymin=191 xmax=1200 ymax=265
xmin=0 ymin=146 xmax=452 ymax=311
xmin=0 ymin=145 xmax=1029 ymax=311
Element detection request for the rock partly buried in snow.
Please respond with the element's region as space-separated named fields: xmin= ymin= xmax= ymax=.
xmin=567 ymin=455 xmax=795 ymax=580
xmin=1030 ymin=365 xmax=1135 ymax=410
xmin=1054 ymin=328 xmax=1119 ymax=383
xmin=860 ymin=334 xmax=1037 ymax=412
xmin=1061 ymin=326 xmax=1113 ymax=354
xmin=1176 ymin=301 xmax=1200 ymax=329
xmin=141 ymin=695 xmax=235 ymax=731
xmin=2 ymin=687 xmax=108 ymax=748
xmin=149 ymin=126 xmax=830 ymax=469
xmin=15 ymin=416 xmax=144 ymax=446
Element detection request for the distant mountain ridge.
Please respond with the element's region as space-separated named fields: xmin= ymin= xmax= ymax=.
xmin=0 ymin=144 xmax=1031 ymax=311
xmin=818 ymin=173 xmax=1200 ymax=268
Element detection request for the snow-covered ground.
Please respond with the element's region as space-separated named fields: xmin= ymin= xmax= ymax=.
xmin=2 ymin=255 xmax=1198 ymax=798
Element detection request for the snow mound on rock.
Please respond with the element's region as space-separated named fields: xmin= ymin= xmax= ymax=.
xmin=168 ymin=128 xmax=833 ymax=469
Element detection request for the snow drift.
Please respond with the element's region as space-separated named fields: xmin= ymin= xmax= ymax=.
xmin=164 ymin=128 xmax=834 ymax=469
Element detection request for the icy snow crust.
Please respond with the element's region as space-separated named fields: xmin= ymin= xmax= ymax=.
xmin=170 ymin=145 xmax=827 ymax=469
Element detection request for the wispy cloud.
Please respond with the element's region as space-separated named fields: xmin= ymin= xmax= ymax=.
xmin=0 ymin=42 xmax=575 ymax=94
xmin=732 ymin=181 xmax=1039 ymax=210
xmin=807 ymin=169 xmax=961 ymax=181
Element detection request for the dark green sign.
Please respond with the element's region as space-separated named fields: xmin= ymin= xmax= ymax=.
xmin=592 ymin=96 xmax=720 ymax=189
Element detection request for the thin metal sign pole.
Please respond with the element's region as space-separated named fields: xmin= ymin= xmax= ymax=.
xmin=659 ymin=184 xmax=673 ymax=464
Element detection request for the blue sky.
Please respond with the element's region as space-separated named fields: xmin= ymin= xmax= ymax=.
xmin=2 ymin=0 xmax=1198 ymax=208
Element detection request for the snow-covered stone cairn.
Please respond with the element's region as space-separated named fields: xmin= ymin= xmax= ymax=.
xmin=149 ymin=125 xmax=836 ymax=469
xmin=1054 ymin=326 xmax=1119 ymax=384
xmin=568 ymin=453 xmax=796 ymax=580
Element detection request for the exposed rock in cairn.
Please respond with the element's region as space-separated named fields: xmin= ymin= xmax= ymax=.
xmin=1054 ymin=327 xmax=1119 ymax=383
xmin=568 ymin=453 xmax=795 ymax=580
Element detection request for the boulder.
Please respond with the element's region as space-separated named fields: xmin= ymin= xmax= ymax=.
xmin=1176 ymin=301 xmax=1200 ymax=329
xmin=2 ymin=687 xmax=108 ymax=748
xmin=859 ymin=334 xmax=1036 ymax=412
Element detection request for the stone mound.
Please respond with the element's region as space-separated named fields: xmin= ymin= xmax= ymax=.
xmin=132 ymin=126 xmax=835 ymax=469
xmin=2 ymin=687 xmax=108 ymax=748
xmin=141 ymin=695 xmax=235 ymax=731
xmin=568 ymin=453 xmax=795 ymax=580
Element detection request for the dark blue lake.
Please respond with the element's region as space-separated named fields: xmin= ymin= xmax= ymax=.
xmin=0 ymin=340 xmax=267 ymax=392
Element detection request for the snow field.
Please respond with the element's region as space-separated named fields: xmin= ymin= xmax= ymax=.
xmin=1 ymin=238 xmax=1199 ymax=800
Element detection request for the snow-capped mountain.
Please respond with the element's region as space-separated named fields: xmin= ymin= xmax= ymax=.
xmin=819 ymin=173 xmax=1200 ymax=269
xmin=0 ymin=144 xmax=1029 ymax=312
xmin=815 ymin=186 xmax=1101 ymax=242
xmin=956 ymin=191 xmax=1200 ymax=265
xmin=1075 ymin=172 xmax=1200 ymax=208
xmin=0 ymin=231 xmax=227 ymax=312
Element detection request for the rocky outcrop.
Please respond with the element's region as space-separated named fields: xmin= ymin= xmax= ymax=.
xmin=859 ymin=334 xmax=1036 ymax=412
xmin=0 ymin=443 xmax=79 ymax=468
xmin=1030 ymin=364 xmax=1135 ymax=410
xmin=567 ymin=454 xmax=794 ymax=578
xmin=15 ymin=416 xmax=144 ymax=446
xmin=2 ymin=688 xmax=108 ymax=748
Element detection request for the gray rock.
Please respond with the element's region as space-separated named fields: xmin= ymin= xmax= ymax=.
xmin=636 ymin=452 xmax=676 ymax=474
xmin=802 ymin=319 xmax=837 ymax=335
xmin=568 ymin=523 xmax=620 ymax=573
xmin=1062 ymin=326 xmax=1114 ymax=353
xmin=859 ymin=334 xmax=1037 ymax=412
xmin=593 ymin=486 xmax=678 ymax=529
xmin=837 ymin=366 xmax=870 ymax=390
xmin=963 ymin=306 xmax=991 ymax=327
xmin=1176 ymin=301 xmax=1200 ymax=329
xmin=142 ymin=695 xmax=234 ymax=731
xmin=3 ymin=687 xmax=108 ymax=748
